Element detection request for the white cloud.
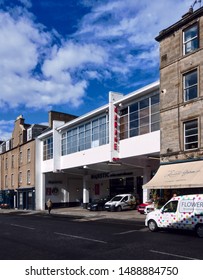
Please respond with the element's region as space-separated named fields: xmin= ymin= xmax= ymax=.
xmin=42 ymin=42 xmax=107 ymax=78
xmin=86 ymin=71 xmax=101 ymax=80
xmin=0 ymin=12 xmax=37 ymax=75
xmin=0 ymin=9 xmax=54 ymax=109
xmin=0 ymin=119 xmax=14 ymax=140
xmin=0 ymin=0 xmax=195 ymax=113
xmin=19 ymin=0 xmax=32 ymax=8
xmin=76 ymin=0 xmax=193 ymax=79
xmin=0 ymin=3 xmax=109 ymax=111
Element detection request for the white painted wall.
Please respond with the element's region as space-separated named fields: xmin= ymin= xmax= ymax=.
xmin=44 ymin=173 xmax=85 ymax=207
xmin=60 ymin=144 xmax=110 ymax=168
xmin=41 ymin=159 xmax=53 ymax=172
xmin=119 ymin=131 xmax=160 ymax=158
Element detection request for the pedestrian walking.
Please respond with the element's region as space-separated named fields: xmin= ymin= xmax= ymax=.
xmin=46 ymin=199 xmax=53 ymax=214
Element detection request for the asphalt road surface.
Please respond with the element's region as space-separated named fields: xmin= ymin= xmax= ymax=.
xmin=0 ymin=211 xmax=202 ymax=260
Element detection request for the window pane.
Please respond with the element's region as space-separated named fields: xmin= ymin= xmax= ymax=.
xmin=185 ymin=85 xmax=198 ymax=100
xmin=130 ymin=103 xmax=138 ymax=113
xmin=43 ymin=137 xmax=53 ymax=160
xmin=140 ymin=107 xmax=149 ymax=118
xmin=130 ymin=128 xmax=139 ymax=137
xmin=184 ymin=120 xmax=198 ymax=150
xmin=185 ymin=70 xmax=197 ymax=87
xmin=151 ymin=103 xmax=159 ymax=114
xmin=130 ymin=120 xmax=139 ymax=129
xmin=151 ymin=94 xmax=159 ymax=105
xmin=140 ymin=116 xmax=149 ymax=126
xmin=130 ymin=111 xmax=139 ymax=121
xmin=184 ymin=25 xmax=197 ymax=41
xmin=63 ymin=115 xmax=109 ymax=154
xmin=140 ymin=99 xmax=149 ymax=109
xmin=139 ymin=106 xmax=149 ymax=133
xmin=184 ymin=70 xmax=198 ymax=101
xmin=120 ymin=107 xmax=128 ymax=116
xmin=151 ymin=122 xmax=160 ymax=132
xmin=185 ymin=38 xmax=198 ymax=54
xmin=184 ymin=24 xmax=198 ymax=54
xmin=140 ymin=125 xmax=149 ymax=135
xmin=120 ymin=114 xmax=128 ymax=140
xmin=120 ymin=131 xmax=128 ymax=139
xmin=151 ymin=112 xmax=160 ymax=125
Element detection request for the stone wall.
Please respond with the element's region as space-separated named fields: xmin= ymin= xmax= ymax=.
xmin=159 ymin=13 xmax=203 ymax=163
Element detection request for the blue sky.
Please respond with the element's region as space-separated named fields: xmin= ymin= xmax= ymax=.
xmin=0 ymin=0 xmax=197 ymax=140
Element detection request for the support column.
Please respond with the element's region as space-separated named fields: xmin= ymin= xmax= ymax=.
xmin=62 ymin=188 xmax=69 ymax=205
xmin=36 ymin=172 xmax=45 ymax=210
xmin=41 ymin=173 xmax=46 ymax=210
xmin=82 ymin=176 xmax=89 ymax=208
xmin=143 ymin=166 xmax=151 ymax=203
xmin=14 ymin=191 xmax=17 ymax=209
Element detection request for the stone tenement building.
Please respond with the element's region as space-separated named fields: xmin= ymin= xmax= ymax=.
xmin=0 ymin=115 xmax=47 ymax=209
xmin=157 ymin=7 xmax=203 ymax=163
xmin=0 ymin=111 xmax=77 ymax=209
xmin=144 ymin=6 xmax=203 ymax=196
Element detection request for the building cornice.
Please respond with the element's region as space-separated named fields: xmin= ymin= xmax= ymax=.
xmin=156 ymin=7 xmax=203 ymax=42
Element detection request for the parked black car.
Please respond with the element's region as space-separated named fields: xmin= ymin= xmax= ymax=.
xmin=87 ymin=197 xmax=109 ymax=211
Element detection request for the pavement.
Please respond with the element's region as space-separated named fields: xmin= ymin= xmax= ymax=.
xmin=0 ymin=206 xmax=146 ymax=223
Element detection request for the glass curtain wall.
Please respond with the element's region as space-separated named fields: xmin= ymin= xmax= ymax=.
xmin=61 ymin=115 xmax=109 ymax=156
xmin=120 ymin=94 xmax=159 ymax=140
xmin=43 ymin=137 xmax=53 ymax=160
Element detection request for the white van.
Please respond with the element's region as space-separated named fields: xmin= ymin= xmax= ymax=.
xmin=145 ymin=194 xmax=203 ymax=237
xmin=104 ymin=194 xmax=136 ymax=211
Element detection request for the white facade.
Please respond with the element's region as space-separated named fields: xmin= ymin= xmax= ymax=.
xmin=36 ymin=81 xmax=160 ymax=210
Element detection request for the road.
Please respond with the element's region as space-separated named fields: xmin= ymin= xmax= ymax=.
xmin=0 ymin=211 xmax=202 ymax=260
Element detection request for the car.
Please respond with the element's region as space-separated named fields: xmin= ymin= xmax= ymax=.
xmin=144 ymin=203 xmax=155 ymax=214
xmin=87 ymin=197 xmax=109 ymax=211
xmin=104 ymin=194 xmax=136 ymax=212
xmin=0 ymin=203 xmax=10 ymax=209
xmin=137 ymin=201 xmax=154 ymax=214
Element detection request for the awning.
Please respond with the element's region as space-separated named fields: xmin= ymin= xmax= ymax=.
xmin=143 ymin=160 xmax=203 ymax=189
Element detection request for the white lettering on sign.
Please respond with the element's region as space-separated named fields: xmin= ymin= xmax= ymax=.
xmin=179 ymin=199 xmax=203 ymax=213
